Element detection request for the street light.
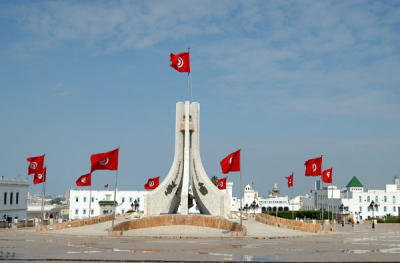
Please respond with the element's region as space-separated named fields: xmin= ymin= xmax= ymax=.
xmin=339 ymin=204 xmax=344 ymax=227
xmin=368 ymin=200 xmax=378 ymax=229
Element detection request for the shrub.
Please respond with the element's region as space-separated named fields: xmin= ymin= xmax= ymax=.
xmin=263 ymin=210 xmax=332 ymax=220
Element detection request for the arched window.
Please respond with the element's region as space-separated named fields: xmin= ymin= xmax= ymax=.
xmin=16 ymin=193 xmax=19 ymax=205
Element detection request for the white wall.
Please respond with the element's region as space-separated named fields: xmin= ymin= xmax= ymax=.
xmin=0 ymin=178 xmax=29 ymax=220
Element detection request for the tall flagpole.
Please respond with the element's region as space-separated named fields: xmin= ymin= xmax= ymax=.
xmin=187 ymin=47 xmax=190 ymax=102
xmin=240 ymin=148 xmax=243 ymax=231
xmin=41 ymin=176 xmax=45 ymax=223
xmin=321 ymin=155 xmax=324 ymax=221
xmin=292 ymin=171 xmax=294 ymax=220
xmin=111 ymin=170 xmax=118 ymax=231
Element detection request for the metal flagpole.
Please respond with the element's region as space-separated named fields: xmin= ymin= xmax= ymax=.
xmin=41 ymin=176 xmax=45 ymax=224
xmin=292 ymin=172 xmax=294 ymax=220
xmin=240 ymin=148 xmax=243 ymax=231
xmin=111 ymin=170 xmax=118 ymax=231
xmin=187 ymin=47 xmax=190 ymax=102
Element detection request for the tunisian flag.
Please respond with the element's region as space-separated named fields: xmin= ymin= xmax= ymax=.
xmin=217 ymin=177 xmax=227 ymax=190
xmin=33 ymin=167 xmax=46 ymax=184
xmin=322 ymin=168 xmax=333 ymax=183
xmin=76 ymin=173 xmax=91 ymax=186
xmin=27 ymin=155 xmax=45 ymax=175
xmin=144 ymin=176 xmax=159 ymax=190
xmin=220 ymin=150 xmax=240 ymax=174
xmin=285 ymin=173 xmax=294 ymax=188
xmin=91 ymin=148 xmax=119 ymax=172
xmin=170 ymin=52 xmax=190 ymax=73
xmin=304 ymin=156 xmax=322 ymax=176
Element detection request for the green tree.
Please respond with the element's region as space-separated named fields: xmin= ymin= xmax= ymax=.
xmin=211 ymin=176 xmax=218 ymax=186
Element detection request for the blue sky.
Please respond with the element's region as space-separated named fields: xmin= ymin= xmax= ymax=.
xmin=1 ymin=0 xmax=399 ymax=197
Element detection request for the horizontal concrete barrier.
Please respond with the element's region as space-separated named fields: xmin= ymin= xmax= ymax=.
xmin=112 ymin=215 xmax=246 ymax=237
xmin=37 ymin=214 xmax=114 ymax=232
xmin=256 ymin=214 xmax=335 ymax=233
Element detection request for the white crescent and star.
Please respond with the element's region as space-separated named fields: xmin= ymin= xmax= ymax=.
xmin=327 ymin=172 xmax=331 ymax=178
xmin=312 ymin=163 xmax=317 ymax=172
xmin=37 ymin=173 xmax=42 ymax=179
xmin=149 ymin=181 xmax=154 ymax=187
xmin=177 ymin=57 xmax=184 ymax=68
xmin=81 ymin=177 xmax=86 ymax=183
xmin=99 ymin=157 xmax=109 ymax=166
xmin=30 ymin=162 xmax=38 ymax=169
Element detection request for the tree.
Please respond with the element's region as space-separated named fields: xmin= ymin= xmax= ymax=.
xmin=210 ymin=176 xmax=218 ymax=186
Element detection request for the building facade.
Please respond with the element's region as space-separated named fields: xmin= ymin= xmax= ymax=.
xmin=302 ymin=176 xmax=400 ymax=221
xmin=68 ymin=189 xmax=146 ymax=220
xmin=0 ymin=178 xmax=29 ymax=220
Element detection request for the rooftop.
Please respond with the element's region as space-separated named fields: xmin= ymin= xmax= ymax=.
xmin=346 ymin=176 xmax=364 ymax=188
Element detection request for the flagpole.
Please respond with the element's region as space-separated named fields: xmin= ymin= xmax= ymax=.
xmin=240 ymin=148 xmax=243 ymax=231
xmin=41 ymin=168 xmax=46 ymax=224
xmin=321 ymin=155 xmax=324 ymax=222
xmin=292 ymin=171 xmax=294 ymax=220
xmin=111 ymin=169 xmax=118 ymax=231
xmin=187 ymin=47 xmax=190 ymax=102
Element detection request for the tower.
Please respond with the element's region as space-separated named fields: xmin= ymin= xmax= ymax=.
xmin=144 ymin=101 xmax=231 ymax=217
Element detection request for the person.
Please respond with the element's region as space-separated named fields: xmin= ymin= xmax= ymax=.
xmin=6 ymin=216 xmax=12 ymax=228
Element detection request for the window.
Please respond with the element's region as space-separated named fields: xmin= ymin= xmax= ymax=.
xmin=375 ymin=196 xmax=378 ymax=202
xmin=394 ymin=207 xmax=397 ymax=212
xmin=359 ymin=196 xmax=362 ymax=202
xmin=129 ymin=197 xmax=133 ymax=203
xmin=122 ymin=197 xmax=125 ymax=203
xmin=368 ymin=206 xmax=371 ymax=212
xmin=367 ymin=196 xmax=370 ymax=202
xmin=16 ymin=193 xmax=19 ymax=205
xmin=10 ymin=192 xmax=13 ymax=205
xmin=384 ymin=206 xmax=387 ymax=212
xmin=91 ymin=197 xmax=94 ymax=203
xmin=121 ymin=209 xmax=124 ymax=214
xmin=83 ymin=197 xmax=87 ymax=203
xmin=359 ymin=206 xmax=362 ymax=212
xmin=91 ymin=209 xmax=94 ymax=215
xmin=384 ymin=196 xmax=387 ymax=202
xmin=393 ymin=196 xmax=396 ymax=204
xmin=3 ymin=192 xmax=6 ymax=205
xmin=75 ymin=197 xmax=79 ymax=202
xmin=83 ymin=209 xmax=86 ymax=215
xmin=75 ymin=209 xmax=78 ymax=215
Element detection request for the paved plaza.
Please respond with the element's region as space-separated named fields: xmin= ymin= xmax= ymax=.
xmin=1 ymin=220 xmax=400 ymax=262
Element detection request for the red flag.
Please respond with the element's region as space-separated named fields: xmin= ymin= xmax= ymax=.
xmin=310 ymin=189 xmax=313 ymax=193
xmin=27 ymin=155 xmax=45 ymax=175
xmin=104 ymin=184 xmax=109 ymax=188
xmin=322 ymin=168 xmax=333 ymax=183
xmin=76 ymin=173 xmax=91 ymax=186
xmin=91 ymin=148 xmax=119 ymax=172
xmin=144 ymin=176 xmax=159 ymax=190
xmin=33 ymin=167 xmax=46 ymax=184
xmin=170 ymin=52 xmax=190 ymax=73
xmin=217 ymin=177 xmax=227 ymax=190
xmin=285 ymin=173 xmax=294 ymax=188
xmin=220 ymin=150 xmax=240 ymax=174
xmin=304 ymin=156 xmax=322 ymax=176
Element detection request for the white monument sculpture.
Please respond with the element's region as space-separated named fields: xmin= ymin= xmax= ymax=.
xmin=144 ymin=101 xmax=231 ymax=217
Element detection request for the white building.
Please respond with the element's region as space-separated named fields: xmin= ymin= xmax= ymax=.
xmin=236 ymin=183 xmax=292 ymax=213
xmin=0 ymin=177 xmax=29 ymax=220
xmin=68 ymin=189 xmax=146 ymax=220
xmin=303 ymin=176 xmax=400 ymax=221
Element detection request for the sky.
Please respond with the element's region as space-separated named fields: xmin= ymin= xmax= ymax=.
xmin=1 ymin=0 xmax=400 ymax=198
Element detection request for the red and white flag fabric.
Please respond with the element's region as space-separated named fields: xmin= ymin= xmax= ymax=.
xmin=144 ymin=176 xmax=159 ymax=190
xmin=217 ymin=177 xmax=227 ymax=190
xmin=27 ymin=154 xmax=45 ymax=175
xmin=76 ymin=173 xmax=91 ymax=186
xmin=322 ymin=168 xmax=333 ymax=183
xmin=285 ymin=173 xmax=294 ymax=188
xmin=304 ymin=156 xmax=322 ymax=176
xmin=170 ymin=52 xmax=190 ymax=73
xmin=91 ymin=148 xmax=119 ymax=172
xmin=33 ymin=167 xmax=46 ymax=184
xmin=104 ymin=184 xmax=109 ymax=188
xmin=220 ymin=150 xmax=240 ymax=174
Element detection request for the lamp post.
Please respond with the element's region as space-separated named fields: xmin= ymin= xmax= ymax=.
xmin=369 ymin=201 xmax=378 ymax=229
xmin=339 ymin=204 xmax=344 ymax=227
